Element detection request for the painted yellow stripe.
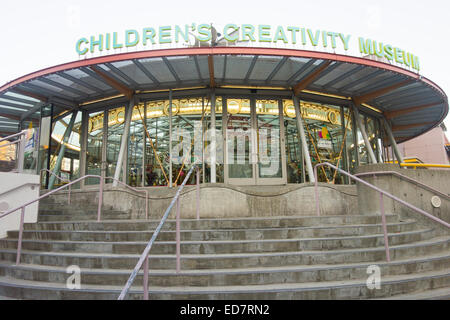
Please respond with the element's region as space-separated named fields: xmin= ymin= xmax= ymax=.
xmin=400 ymin=163 xmax=450 ymax=168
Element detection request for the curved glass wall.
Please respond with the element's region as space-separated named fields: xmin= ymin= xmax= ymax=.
xmin=144 ymin=100 xmax=171 ymax=186
xmin=256 ymin=99 xmax=282 ymax=180
xmin=283 ymin=100 xmax=352 ymax=183
xmin=86 ymin=111 xmax=103 ymax=185
xmin=46 ymin=91 xmax=383 ymax=188
xmin=40 ymin=112 xmax=82 ymax=187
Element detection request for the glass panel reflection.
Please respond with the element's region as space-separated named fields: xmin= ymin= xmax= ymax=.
xmin=226 ymin=99 xmax=253 ymax=179
xmin=256 ymin=100 xmax=282 ymax=179
xmin=86 ymin=111 xmax=103 ymax=185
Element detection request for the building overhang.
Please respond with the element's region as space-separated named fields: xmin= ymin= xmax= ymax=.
xmin=0 ymin=46 xmax=447 ymax=143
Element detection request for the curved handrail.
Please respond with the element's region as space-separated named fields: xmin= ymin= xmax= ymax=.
xmin=1 ymin=172 xmax=153 ymax=266
xmin=38 ymin=170 xmax=149 ymax=215
xmin=0 ymin=131 xmax=25 ymax=143
xmin=355 ymin=171 xmax=450 ymax=200
xmin=0 ymin=139 xmax=21 ymax=149
xmin=314 ymin=162 xmax=450 ymax=263
xmin=104 ymin=177 xmax=149 ymax=219
xmin=40 ymin=169 xmax=72 ymax=203
xmin=40 ymin=169 xmax=70 ymax=185
xmin=118 ymin=164 xmax=198 ymax=300
xmin=0 ymin=174 xmax=104 ymax=265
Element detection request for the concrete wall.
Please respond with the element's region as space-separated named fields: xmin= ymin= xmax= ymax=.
xmin=48 ymin=183 xmax=358 ymax=220
xmin=355 ymin=164 xmax=450 ymax=233
xmin=0 ymin=173 xmax=39 ymax=238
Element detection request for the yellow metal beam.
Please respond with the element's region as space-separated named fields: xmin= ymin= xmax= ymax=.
xmin=400 ymin=163 xmax=450 ymax=169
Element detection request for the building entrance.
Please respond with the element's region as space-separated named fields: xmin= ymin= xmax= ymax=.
xmin=224 ymin=98 xmax=287 ymax=185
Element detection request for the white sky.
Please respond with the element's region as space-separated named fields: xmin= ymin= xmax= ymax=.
xmin=1 ymin=0 xmax=449 ymax=128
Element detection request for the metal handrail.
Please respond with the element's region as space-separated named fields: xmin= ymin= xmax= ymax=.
xmin=104 ymin=177 xmax=149 ymax=219
xmin=355 ymin=171 xmax=450 ymax=200
xmin=38 ymin=170 xmax=149 ymax=216
xmin=40 ymin=169 xmax=70 ymax=185
xmin=0 ymin=139 xmax=21 ymax=149
xmin=314 ymin=162 xmax=450 ymax=263
xmin=40 ymin=169 xmax=72 ymax=204
xmin=0 ymin=131 xmax=25 ymax=143
xmin=0 ymin=132 xmax=25 ymax=172
xmin=1 ymin=169 xmax=155 ymax=265
xmin=118 ymin=164 xmax=200 ymax=300
xmin=0 ymin=174 xmax=104 ymax=265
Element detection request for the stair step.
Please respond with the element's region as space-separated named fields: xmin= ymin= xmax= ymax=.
xmin=0 ymin=236 xmax=448 ymax=269
xmin=1 ymin=200 xmax=446 ymax=300
xmin=378 ymin=287 xmax=450 ymax=300
xmin=8 ymin=220 xmax=419 ymax=242
xmin=0 ymin=253 xmax=448 ymax=287
xmin=0 ymin=269 xmax=448 ymax=300
xmin=0 ymin=229 xmax=436 ymax=254
xmin=26 ymin=215 xmax=401 ymax=231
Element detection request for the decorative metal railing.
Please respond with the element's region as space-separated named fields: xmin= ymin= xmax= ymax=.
xmin=314 ymin=162 xmax=450 ymax=263
xmin=355 ymin=171 xmax=450 ymax=199
xmin=0 ymin=172 xmax=154 ymax=265
xmin=118 ymin=164 xmax=200 ymax=300
xmin=0 ymin=174 xmax=104 ymax=265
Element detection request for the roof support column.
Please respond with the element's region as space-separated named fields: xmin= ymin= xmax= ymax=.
xmin=113 ymin=96 xmax=135 ymax=187
xmin=293 ymin=95 xmax=315 ymax=183
xmin=210 ymin=90 xmax=216 ymax=183
xmin=340 ymin=106 xmax=350 ymax=184
xmin=382 ymin=117 xmax=404 ymax=164
xmin=48 ymin=110 xmax=78 ymax=190
xmin=352 ymin=104 xmax=378 ymax=164
xmin=79 ymin=110 xmax=88 ymax=189
xmin=169 ymin=89 xmax=173 ymax=188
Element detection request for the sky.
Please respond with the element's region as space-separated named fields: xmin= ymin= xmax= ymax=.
xmin=1 ymin=0 xmax=449 ymax=129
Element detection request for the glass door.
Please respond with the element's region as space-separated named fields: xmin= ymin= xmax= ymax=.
xmin=255 ymin=99 xmax=286 ymax=185
xmin=224 ymin=97 xmax=286 ymax=185
xmin=86 ymin=110 xmax=104 ymax=185
xmin=224 ymin=98 xmax=254 ymax=185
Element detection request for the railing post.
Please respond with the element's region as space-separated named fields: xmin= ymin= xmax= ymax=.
xmin=176 ymin=196 xmax=181 ymax=273
xmin=314 ymin=165 xmax=320 ymax=216
xmin=15 ymin=207 xmax=25 ymax=265
xmin=379 ymin=192 xmax=391 ymax=262
xmin=145 ymin=191 xmax=149 ymax=220
xmin=196 ymin=167 xmax=200 ymax=220
xmin=97 ymin=177 xmax=104 ymax=222
xmin=143 ymin=254 xmax=149 ymax=300
xmin=68 ymin=184 xmax=71 ymax=205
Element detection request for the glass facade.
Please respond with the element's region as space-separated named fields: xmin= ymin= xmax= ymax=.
xmin=39 ymin=91 xmax=385 ymax=188
xmin=144 ymin=100 xmax=170 ymax=186
xmin=86 ymin=111 xmax=103 ymax=185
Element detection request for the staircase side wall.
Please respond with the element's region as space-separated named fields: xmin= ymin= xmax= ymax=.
xmin=44 ymin=184 xmax=358 ymax=219
xmin=355 ymin=164 xmax=450 ymax=233
xmin=0 ymin=173 xmax=39 ymax=238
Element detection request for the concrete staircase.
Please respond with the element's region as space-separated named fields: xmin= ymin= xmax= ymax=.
xmin=0 ymin=196 xmax=448 ymax=300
